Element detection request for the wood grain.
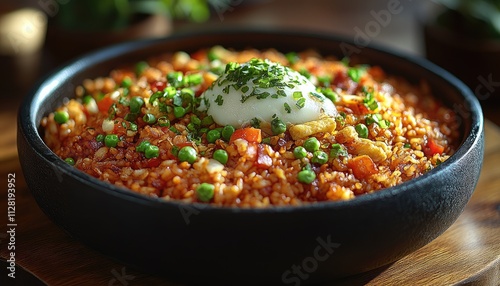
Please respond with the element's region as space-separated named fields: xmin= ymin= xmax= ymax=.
xmin=0 ymin=106 xmax=499 ymax=285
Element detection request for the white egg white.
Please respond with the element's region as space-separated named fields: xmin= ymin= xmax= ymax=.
xmin=200 ymin=59 xmax=337 ymax=128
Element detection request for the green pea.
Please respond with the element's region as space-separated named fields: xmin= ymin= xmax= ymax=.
xmin=167 ymin=71 xmax=184 ymax=88
xmin=196 ymin=183 xmax=215 ymax=202
xmin=303 ymin=137 xmax=320 ymax=152
xmin=143 ymin=113 xmax=156 ymax=124
xmin=190 ymin=115 xmax=201 ymax=126
xmin=128 ymin=122 xmax=138 ymax=131
xmin=157 ymin=116 xmax=170 ymax=127
xmin=104 ymin=134 xmax=119 ymax=148
xmin=311 ymin=150 xmax=329 ymax=165
xmin=355 ymin=123 xmax=369 ymax=138
xmin=271 ymin=117 xmax=286 ymax=135
xmin=187 ymin=122 xmax=197 ymax=132
xmin=297 ymin=169 xmax=316 ymax=184
xmin=135 ymin=61 xmax=149 ymax=76
xmin=173 ymin=106 xmax=186 ymax=118
xmin=136 ymin=140 xmax=151 ymax=152
xmin=129 ymin=96 xmax=144 ymax=114
xmin=261 ymin=137 xmax=271 ymax=145
xmin=221 ymin=125 xmax=235 ymax=142
xmin=178 ymin=146 xmax=197 ymax=164
xmin=96 ymin=134 xmax=104 ymax=142
xmin=54 ymin=111 xmax=69 ymax=124
xmin=82 ymin=95 xmax=93 ymax=105
xmin=207 ymin=129 xmax=221 ymax=143
xmin=213 ymin=149 xmax=228 ymax=165
xmin=121 ymin=77 xmax=132 ymax=88
xmin=330 ymin=143 xmax=347 ymax=158
xmin=201 ymin=115 xmax=214 ymax=127
xmin=124 ymin=113 xmax=138 ymax=122
xmin=64 ymin=157 xmax=75 ymax=165
xmin=186 ymin=73 xmax=202 ymax=86
xmin=164 ymin=86 xmax=177 ymax=98
xmin=144 ymin=145 xmax=159 ymax=159
xmin=293 ymin=146 xmax=307 ymax=159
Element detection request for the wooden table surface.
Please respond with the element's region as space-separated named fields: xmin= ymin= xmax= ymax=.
xmin=0 ymin=99 xmax=499 ymax=286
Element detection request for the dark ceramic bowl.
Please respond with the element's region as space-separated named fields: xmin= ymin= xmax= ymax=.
xmin=18 ymin=29 xmax=484 ymax=285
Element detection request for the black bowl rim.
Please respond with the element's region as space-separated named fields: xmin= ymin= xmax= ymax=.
xmin=18 ymin=27 xmax=484 ymax=213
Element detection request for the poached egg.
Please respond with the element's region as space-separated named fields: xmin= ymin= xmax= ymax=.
xmin=200 ymin=59 xmax=337 ymax=127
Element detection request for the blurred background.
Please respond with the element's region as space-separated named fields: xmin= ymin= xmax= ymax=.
xmin=1 ymin=0 xmax=500 ymax=164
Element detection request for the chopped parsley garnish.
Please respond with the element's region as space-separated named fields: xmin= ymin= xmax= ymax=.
xmin=347 ymin=66 xmax=368 ymax=83
xmin=250 ymin=117 xmax=261 ymax=128
xmin=365 ymin=113 xmax=390 ymax=129
xmin=296 ymin=97 xmax=306 ymax=109
xmin=284 ymin=103 xmax=291 ymax=113
xmin=215 ymin=95 xmax=224 ymax=106
xmin=362 ymin=87 xmax=379 ymax=111
xmin=220 ymin=59 xmax=304 ymax=104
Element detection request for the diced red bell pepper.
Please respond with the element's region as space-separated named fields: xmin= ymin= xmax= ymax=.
xmin=229 ymin=127 xmax=262 ymax=144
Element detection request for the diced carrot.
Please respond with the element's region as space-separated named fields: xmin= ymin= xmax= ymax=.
xmin=229 ymin=127 xmax=262 ymax=144
xmin=425 ymin=138 xmax=445 ymax=156
xmin=97 ymin=95 xmax=114 ymax=113
xmin=347 ymin=155 xmax=378 ymax=179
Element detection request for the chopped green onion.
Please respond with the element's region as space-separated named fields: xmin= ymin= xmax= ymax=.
xmin=347 ymin=67 xmax=366 ymax=83
xmin=319 ymin=87 xmax=339 ymax=103
xmin=186 ymin=73 xmax=202 ymax=86
xmin=157 ymin=116 xmax=170 ymax=127
xmin=167 ymin=71 xmax=184 ymax=88
xmin=285 ymin=52 xmax=299 ymax=64
xmin=317 ymin=75 xmax=332 ymax=86
xmin=143 ymin=113 xmax=156 ymax=124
